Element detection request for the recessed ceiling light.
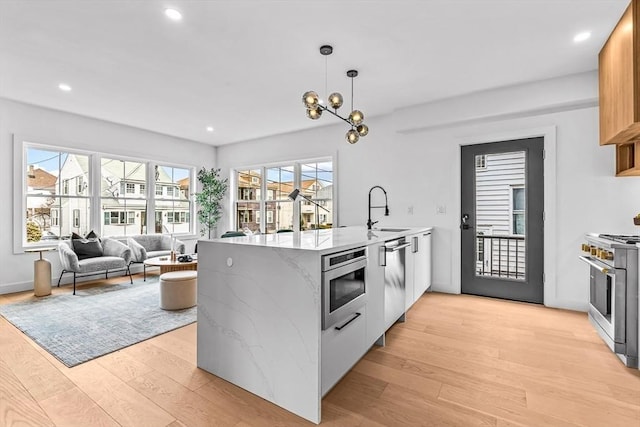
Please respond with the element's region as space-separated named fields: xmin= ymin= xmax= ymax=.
xmin=164 ymin=8 xmax=182 ymax=21
xmin=206 ymin=126 xmax=214 ymax=132
xmin=573 ymin=31 xmax=591 ymax=43
xmin=58 ymin=83 xmax=72 ymax=92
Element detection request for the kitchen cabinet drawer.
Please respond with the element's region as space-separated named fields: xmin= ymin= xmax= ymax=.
xmin=321 ymin=306 xmax=367 ymax=396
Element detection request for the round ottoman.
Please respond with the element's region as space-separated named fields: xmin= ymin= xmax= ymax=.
xmin=159 ymin=270 xmax=197 ymax=310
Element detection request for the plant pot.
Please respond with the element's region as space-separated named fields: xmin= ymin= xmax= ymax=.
xmin=634 ymin=217 xmax=640 ymax=226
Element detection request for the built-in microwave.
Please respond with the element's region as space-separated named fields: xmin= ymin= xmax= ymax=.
xmin=321 ymin=246 xmax=367 ymax=330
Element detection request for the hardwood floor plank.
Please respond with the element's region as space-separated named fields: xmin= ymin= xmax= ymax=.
xmin=38 ymin=386 xmax=120 ymax=427
xmin=526 ymin=391 xmax=640 ymax=427
xmin=148 ymin=328 xmax=197 ymax=363
xmin=0 ymin=324 xmax=75 ymax=402
xmin=123 ymin=341 xmax=213 ymax=391
xmin=379 ymin=383 xmax=498 ymax=426
xmin=66 ymin=362 xmax=176 ymax=427
xmin=96 ymin=348 xmax=155 ymax=383
xmin=195 ymin=376 xmax=310 ymax=426
xmin=351 ymin=358 xmax=442 ymax=399
xmin=0 ymin=357 xmax=54 ymax=427
xmin=437 ymin=383 xmax=580 ymax=427
xmin=128 ymin=369 xmax=241 ymax=426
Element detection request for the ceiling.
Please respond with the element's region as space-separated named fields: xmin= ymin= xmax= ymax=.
xmin=0 ymin=0 xmax=629 ymax=146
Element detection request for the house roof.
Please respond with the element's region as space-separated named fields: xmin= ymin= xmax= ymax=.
xmin=27 ymin=166 xmax=56 ymax=191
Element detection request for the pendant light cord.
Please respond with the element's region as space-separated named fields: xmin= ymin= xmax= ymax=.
xmin=324 ymin=55 xmax=328 ymax=101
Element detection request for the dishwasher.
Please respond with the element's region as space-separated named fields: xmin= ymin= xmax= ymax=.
xmin=381 ymin=238 xmax=411 ymax=330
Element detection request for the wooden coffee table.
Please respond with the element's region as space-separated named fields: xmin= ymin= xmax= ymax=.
xmin=144 ymin=256 xmax=198 ymax=274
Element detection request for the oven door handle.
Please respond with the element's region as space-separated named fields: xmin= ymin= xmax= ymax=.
xmin=578 ymin=256 xmax=613 ymax=275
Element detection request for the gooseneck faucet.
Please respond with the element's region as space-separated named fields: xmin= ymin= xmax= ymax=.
xmin=367 ymin=185 xmax=389 ymax=230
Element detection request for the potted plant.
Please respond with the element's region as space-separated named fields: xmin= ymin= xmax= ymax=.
xmin=194 ymin=167 xmax=228 ymax=239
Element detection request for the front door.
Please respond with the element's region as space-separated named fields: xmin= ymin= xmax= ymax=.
xmin=460 ymin=137 xmax=544 ymax=303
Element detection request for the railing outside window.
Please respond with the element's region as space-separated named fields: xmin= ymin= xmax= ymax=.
xmin=476 ymin=234 xmax=525 ymax=280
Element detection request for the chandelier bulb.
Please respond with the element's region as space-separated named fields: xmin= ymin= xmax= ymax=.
xmin=356 ymin=124 xmax=369 ymax=137
xmin=349 ymin=110 xmax=364 ymax=126
xmin=346 ymin=129 xmax=360 ymax=144
xmin=328 ymin=92 xmax=343 ymax=109
xmin=306 ymin=107 xmax=322 ymax=120
xmin=302 ymin=91 xmax=319 ymax=108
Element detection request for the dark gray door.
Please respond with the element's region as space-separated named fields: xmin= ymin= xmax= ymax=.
xmin=461 ymin=137 xmax=544 ymax=303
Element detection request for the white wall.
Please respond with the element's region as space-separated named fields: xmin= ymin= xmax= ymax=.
xmin=217 ymin=71 xmax=640 ymax=311
xmin=1 ymin=98 xmax=216 ymax=294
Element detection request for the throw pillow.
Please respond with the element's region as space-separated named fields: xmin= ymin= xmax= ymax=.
xmin=85 ymin=230 xmax=99 ymax=239
xmin=71 ymin=232 xmax=83 ymax=240
xmin=73 ymin=238 xmax=104 ymax=260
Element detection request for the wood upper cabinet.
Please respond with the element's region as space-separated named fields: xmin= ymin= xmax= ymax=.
xmin=599 ymin=0 xmax=640 ymax=146
xmin=600 ymin=0 xmax=640 ymax=176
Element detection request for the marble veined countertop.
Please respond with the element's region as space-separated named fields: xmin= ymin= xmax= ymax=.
xmin=206 ymin=226 xmax=432 ymax=254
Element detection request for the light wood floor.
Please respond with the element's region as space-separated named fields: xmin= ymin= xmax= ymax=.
xmin=1 ymin=273 xmax=639 ymax=426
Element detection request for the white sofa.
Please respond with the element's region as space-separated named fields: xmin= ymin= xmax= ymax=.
xmin=125 ymin=234 xmax=186 ymax=280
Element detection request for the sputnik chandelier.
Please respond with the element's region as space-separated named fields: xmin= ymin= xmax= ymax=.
xmin=302 ymin=45 xmax=369 ymax=144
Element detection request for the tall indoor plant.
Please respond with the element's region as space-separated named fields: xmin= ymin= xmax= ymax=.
xmin=194 ymin=167 xmax=228 ymax=238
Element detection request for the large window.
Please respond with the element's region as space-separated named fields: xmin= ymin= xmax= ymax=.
xmin=300 ymin=161 xmax=333 ymax=230
xmin=154 ymin=165 xmax=191 ymax=235
xmin=25 ymin=148 xmax=90 ymax=242
xmin=101 ymin=158 xmax=147 ymax=237
xmin=22 ymin=143 xmax=194 ymax=246
xmin=234 ymin=159 xmax=334 ymax=234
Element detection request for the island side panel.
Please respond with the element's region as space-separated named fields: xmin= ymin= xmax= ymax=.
xmin=197 ymin=241 xmax=322 ymax=424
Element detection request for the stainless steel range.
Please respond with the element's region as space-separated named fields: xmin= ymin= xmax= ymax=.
xmin=579 ymin=233 xmax=638 ymax=368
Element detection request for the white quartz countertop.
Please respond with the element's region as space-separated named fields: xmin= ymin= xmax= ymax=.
xmin=203 ymin=226 xmax=432 ymax=254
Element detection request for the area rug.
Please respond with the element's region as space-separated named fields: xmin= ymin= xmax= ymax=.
xmin=0 ymin=278 xmax=196 ymax=367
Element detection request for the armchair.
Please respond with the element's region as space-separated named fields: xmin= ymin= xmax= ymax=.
xmin=57 ymin=237 xmax=132 ymax=295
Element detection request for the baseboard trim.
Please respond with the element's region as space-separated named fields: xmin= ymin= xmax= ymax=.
xmin=0 ymin=281 xmax=33 ymax=295
xmin=0 ymin=265 xmax=148 ymax=296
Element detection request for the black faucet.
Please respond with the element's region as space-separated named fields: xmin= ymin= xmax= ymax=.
xmin=367 ymin=185 xmax=389 ymax=230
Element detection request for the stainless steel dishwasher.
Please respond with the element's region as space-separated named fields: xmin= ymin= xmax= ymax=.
xmin=381 ymin=237 xmax=411 ymax=330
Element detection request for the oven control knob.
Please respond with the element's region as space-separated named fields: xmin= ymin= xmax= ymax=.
xmin=590 ymin=247 xmax=598 ymax=256
xmin=605 ymin=251 xmax=614 ymax=261
xmin=581 ymin=244 xmax=590 ymax=252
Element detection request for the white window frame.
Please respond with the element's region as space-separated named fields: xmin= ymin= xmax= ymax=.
xmin=231 ymin=156 xmax=336 ymax=234
xmin=51 ymin=208 xmax=59 ymax=226
xmin=73 ymin=209 xmax=80 ymax=228
xmin=510 ymin=186 xmax=525 ymax=236
xmin=15 ymin=137 xmax=197 ymax=252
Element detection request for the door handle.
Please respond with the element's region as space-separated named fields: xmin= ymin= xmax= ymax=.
xmin=460 ymin=213 xmax=473 ymax=230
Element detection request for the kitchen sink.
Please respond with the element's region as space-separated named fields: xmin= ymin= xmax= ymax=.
xmin=378 ymin=228 xmax=409 ymax=232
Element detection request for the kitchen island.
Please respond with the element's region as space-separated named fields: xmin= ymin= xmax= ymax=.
xmin=196 ymin=226 xmax=432 ymax=424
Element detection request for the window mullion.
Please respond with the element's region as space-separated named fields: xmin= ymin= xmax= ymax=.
xmin=260 ymin=167 xmax=266 ymax=233
xmin=293 ymin=163 xmax=301 ymax=232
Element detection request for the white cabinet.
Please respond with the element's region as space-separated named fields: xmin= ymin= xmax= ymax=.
xmin=321 ymin=306 xmax=367 ymax=396
xmin=405 ymin=238 xmax=416 ymax=310
xmin=366 ymin=243 xmax=386 ymax=346
xmin=406 ymin=230 xmax=432 ymax=308
xmin=414 ymin=231 xmax=432 ymax=300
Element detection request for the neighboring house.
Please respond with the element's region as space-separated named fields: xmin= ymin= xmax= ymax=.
xmin=235 ymin=174 xmax=333 ymax=233
xmin=56 ymin=155 xmax=191 ymax=238
xmin=475 ymin=152 xmax=526 ymax=278
xmin=25 ymin=165 xmax=57 ymax=235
